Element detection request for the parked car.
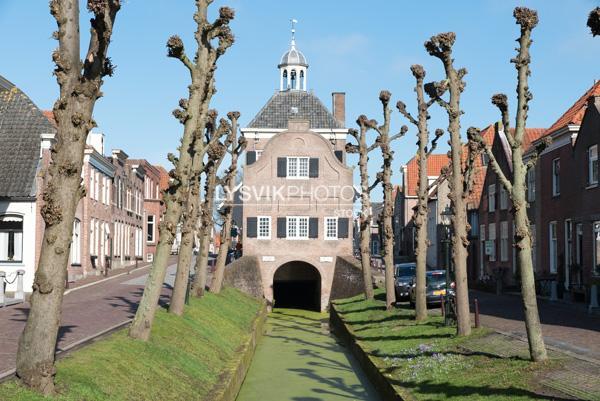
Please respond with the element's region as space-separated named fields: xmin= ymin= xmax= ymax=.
xmin=409 ymin=270 xmax=453 ymax=306
xmin=394 ymin=262 xmax=416 ymax=300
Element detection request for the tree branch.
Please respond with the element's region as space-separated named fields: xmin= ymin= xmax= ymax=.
xmin=467 ymin=126 xmax=513 ymax=193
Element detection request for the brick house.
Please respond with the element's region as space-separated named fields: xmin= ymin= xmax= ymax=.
xmin=110 ymin=150 xmax=145 ymax=269
xmin=395 ymin=154 xmax=450 ymax=259
xmin=129 ymin=159 xmax=163 ymax=263
xmin=534 ymin=82 xmax=600 ymax=304
xmin=240 ymin=34 xmax=353 ymax=311
xmin=476 ymin=124 xmax=546 ymax=287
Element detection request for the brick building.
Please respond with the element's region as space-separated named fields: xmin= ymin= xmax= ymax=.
xmin=129 ymin=159 xmax=163 ymax=263
xmin=534 ymin=82 xmax=600 ymax=304
xmin=240 ymin=33 xmax=353 ymax=311
xmin=476 ymin=124 xmax=546 ymax=287
xmin=110 ymin=150 xmax=145 ymax=269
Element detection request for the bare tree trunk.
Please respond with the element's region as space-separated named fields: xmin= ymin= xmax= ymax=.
xmin=346 ymin=121 xmax=380 ymax=300
xmin=170 ymin=113 xmax=230 ymax=314
xmin=15 ymin=1 xmax=120 ymax=394
xmin=425 ymin=32 xmax=471 ymax=336
xmin=468 ymin=7 xmax=547 ymax=361
xmin=192 ymin=164 xmax=218 ymax=297
xmin=212 ymin=114 xmax=245 ymax=294
xmin=129 ymin=2 xmax=234 ymax=340
xmin=397 ymin=66 xmax=444 ymax=321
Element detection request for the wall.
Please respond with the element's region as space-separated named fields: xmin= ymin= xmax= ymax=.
xmin=242 ymin=121 xmax=354 ymax=311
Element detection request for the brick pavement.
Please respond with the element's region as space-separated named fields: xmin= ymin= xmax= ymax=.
xmin=471 ymin=290 xmax=600 ymax=362
xmin=0 ymin=256 xmax=178 ymax=376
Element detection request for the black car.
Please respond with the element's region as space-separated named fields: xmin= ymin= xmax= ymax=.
xmin=409 ymin=270 xmax=453 ymax=306
xmin=394 ymin=263 xmax=416 ymax=300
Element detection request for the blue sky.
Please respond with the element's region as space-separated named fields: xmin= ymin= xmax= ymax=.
xmin=1 ymin=0 xmax=599 ymax=201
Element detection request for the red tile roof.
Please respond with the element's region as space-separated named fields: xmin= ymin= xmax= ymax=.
xmin=404 ymin=154 xmax=450 ymax=196
xmin=545 ymin=81 xmax=600 ymax=135
xmin=43 ymin=110 xmax=56 ymax=127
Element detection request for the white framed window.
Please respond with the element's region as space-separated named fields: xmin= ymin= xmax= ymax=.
xmin=286 ymin=216 xmax=308 ymax=240
xmin=594 ymin=222 xmax=600 ymax=276
xmin=552 ymin=158 xmax=560 ymax=196
xmin=479 ymin=224 xmax=486 ymax=278
xmin=71 ymin=219 xmax=81 ymax=265
xmin=286 ymin=157 xmax=309 ymax=179
xmin=256 ymin=150 xmax=263 ymax=160
xmin=500 ymin=185 xmax=508 ymax=210
xmin=0 ymin=215 xmax=23 ymax=263
xmin=500 ymin=221 xmax=509 ymax=262
xmin=147 ymin=215 xmax=155 ymax=243
xmin=488 ymin=184 xmax=496 ymax=212
xmin=588 ymin=144 xmax=598 ymax=186
xmin=89 ymin=170 xmax=95 ymax=200
xmin=258 ymin=216 xmax=271 ymax=239
xmin=488 ymin=223 xmax=496 ymax=262
xmin=527 ymin=168 xmax=535 ymax=202
xmin=575 ymin=223 xmax=583 ymax=267
xmin=549 ymin=221 xmax=558 ymax=273
xmin=325 ymin=217 xmax=338 ymax=240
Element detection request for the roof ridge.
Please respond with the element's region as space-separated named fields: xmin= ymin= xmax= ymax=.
xmin=545 ymin=80 xmax=600 ymax=135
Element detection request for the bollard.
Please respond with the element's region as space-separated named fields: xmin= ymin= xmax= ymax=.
xmin=474 ymin=298 xmax=480 ymax=328
xmin=590 ymin=284 xmax=599 ymax=312
xmin=0 ymin=271 xmax=5 ymax=305
xmin=440 ymin=296 xmax=445 ymax=317
xmin=16 ymin=270 xmax=25 ymax=300
xmin=550 ymin=280 xmax=558 ymax=302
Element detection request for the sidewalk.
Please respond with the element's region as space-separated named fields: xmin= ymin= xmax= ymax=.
xmin=0 ymin=256 xmax=178 ymax=377
xmin=470 ymin=290 xmax=600 ymax=363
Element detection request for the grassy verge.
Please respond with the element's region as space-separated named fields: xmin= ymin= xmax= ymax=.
xmin=0 ymin=288 xmax=261 ymax=401
xmin=333 ymin=289 xmax=563 ymax=401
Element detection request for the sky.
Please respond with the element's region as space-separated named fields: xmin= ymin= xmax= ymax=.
xmin=1 ymin=0 xmax=599 ymax=201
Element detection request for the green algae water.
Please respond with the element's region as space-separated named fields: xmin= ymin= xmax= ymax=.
xmin=236 ymin=309 xmax=381 ymax=401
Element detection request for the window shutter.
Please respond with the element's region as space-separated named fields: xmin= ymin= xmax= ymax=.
xmin=246 ymin=217 xmax=257 ymax=238
xmin=309 ymin=217 xmax=319 ymax=238
xmin=277 ymin=217 xmax=286 ymax=238
xmin=277 ymin=158 xmax=287 ymax=177
xmin=309 ymin=158 xmax=319 ymax=178
xmin=338 ymin=217 xmax=349 ymax=238
xmin=334 ymin=150 xmax=343 ymax=163
xmin=246 ymin=151 xmax=256 ymax=165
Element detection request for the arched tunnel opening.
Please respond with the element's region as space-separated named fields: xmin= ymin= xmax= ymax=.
xmin=273 ymin=261 xmax=321 ymax=311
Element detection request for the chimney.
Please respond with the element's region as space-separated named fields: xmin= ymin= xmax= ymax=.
xmin=332 ymin=92 xmax=346 ymax=127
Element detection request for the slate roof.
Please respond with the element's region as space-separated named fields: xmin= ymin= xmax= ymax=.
xmin=247 ymin=90 xmax=344 ymax=129
xmin=0 ymin=76 xmax=54 ymax=198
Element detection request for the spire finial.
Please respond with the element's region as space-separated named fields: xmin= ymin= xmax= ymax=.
xmin=290 ymin=18 xmax=298 ymax=46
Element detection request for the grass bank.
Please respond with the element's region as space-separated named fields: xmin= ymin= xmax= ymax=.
xmin=0 ymin=288 xmax=261 ymax=401
xmin=333 ymin=289 xmax=566 ymax=401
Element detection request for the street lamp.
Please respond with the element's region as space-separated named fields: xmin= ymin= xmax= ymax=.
xmin=440 ymin=205 xmax=455 ymax=325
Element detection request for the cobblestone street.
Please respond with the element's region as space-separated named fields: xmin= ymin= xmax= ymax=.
xmin=0 ymin=257 xmax=178 ymax=377
xmin=471 ymin=290 xmax=600 ymax=362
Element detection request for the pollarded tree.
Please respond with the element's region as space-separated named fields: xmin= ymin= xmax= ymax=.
xmin=375 ymin=91 xmax=407 ymax=311
xmin=468 ymin=7 xmax=548 ymax=362
xmin=16 ymin=0 xmax=120 ymax=394
xmin=129 ymin=1 xmax=235 ymax=341
xmin=397 ymin=65 xmax=444 ymax=322
xmin=192 ymin=155 xmax=221 ymax=297
xmin=346 ymin=118 xmax=382 ymax=300
xmin=588 ymin=7 xmax=600 ymax=36
xmin=169 ymin=111 xmax=233 ymax=315
xmin=212 ymin=114 xmax=247 ymax=293
xmin=424 ymin=32 xmax=472 ymax=336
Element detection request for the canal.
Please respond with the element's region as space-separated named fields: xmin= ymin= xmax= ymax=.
xmin=236 ymin=309 xmax=381 ymax=401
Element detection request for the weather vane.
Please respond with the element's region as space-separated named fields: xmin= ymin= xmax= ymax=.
xmin=290 ymin=18 xmax=298 ymax=43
